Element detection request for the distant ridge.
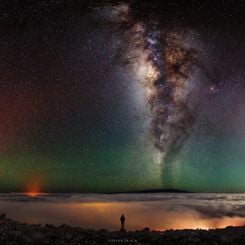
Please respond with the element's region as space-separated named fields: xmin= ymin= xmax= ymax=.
xmin=106 ymin=189 xmax=191 ymax=194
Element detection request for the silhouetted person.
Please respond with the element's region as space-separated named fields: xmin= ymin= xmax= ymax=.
xmin=120 ymin=214 xmax=125 ymax=231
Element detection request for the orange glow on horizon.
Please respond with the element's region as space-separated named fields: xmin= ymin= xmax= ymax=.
xmin=25 ymin=176 xmax=43 ymax=197
xmin=25 ymin=191 xmax=41 ymax=197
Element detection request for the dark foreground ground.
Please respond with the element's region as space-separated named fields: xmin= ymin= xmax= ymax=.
xmin=0 ymin=214 xmax=245 ymax=245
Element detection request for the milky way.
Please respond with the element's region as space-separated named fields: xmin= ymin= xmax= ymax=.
xmin=111 ymin=4 xmax=204 ymax=168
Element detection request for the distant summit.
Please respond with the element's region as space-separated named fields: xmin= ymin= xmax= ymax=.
xmin=107 ymin=189 xmax=191 ymax=194
xmin=133 ymin=189 xmax=191 ymax=193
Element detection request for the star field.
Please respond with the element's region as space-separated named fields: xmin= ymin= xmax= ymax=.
xmin=0 ymin=0 xmax=244 ymax=193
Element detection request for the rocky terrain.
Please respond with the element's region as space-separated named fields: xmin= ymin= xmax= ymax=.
xmin=0 ymin=214 xmax=244 ymax=244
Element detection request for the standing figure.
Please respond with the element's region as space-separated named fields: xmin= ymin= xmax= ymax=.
xmin=120 ymin=214 xmax=125 ymax=231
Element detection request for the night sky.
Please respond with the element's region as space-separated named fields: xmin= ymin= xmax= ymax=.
xmin=0 ymin=0 xmax=245 ymax=193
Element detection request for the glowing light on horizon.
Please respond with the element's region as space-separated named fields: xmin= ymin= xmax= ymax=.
xmin=25 ymin=178 xmax=42 ymax=197
xmin=25 ymin=190 xmax=43 ymax=197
